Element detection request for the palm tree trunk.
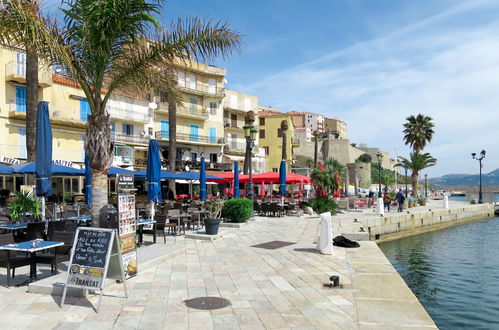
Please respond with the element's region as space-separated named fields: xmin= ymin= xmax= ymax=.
xmin=86 ymin=100 xmax=114 ymax=227
xmin=168 ymin=101 xmax=176 ymax=199
xmin=282 ymin=132 xmax=287 ymax=163
xmin=243 ymin=145 xmax=250 ymax=175
xmin=411 ymin=172 xmax=419 ymax=198
xmin=25 ymin=48 xmax=38 ymax=185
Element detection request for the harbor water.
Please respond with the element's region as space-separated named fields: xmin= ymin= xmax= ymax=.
xmin=379 ymin=215 xmax=499 ymax=329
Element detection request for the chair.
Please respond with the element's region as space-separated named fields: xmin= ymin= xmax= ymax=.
xmin=187 ymin=207 xmax=201 ymax=229
xmin=47 ymin=221 xmax=67 ymax=240
xmin=0 ymin=233 xmax=31 ymax=287
xmin=167 ymin=210 xmax=185 ymax=235
xmin=253 ymin=202 xmax=261 ymax=216
xmin=270 ymin=203 xmax=282 ymax=217
xmin=144 ymin=215 xmax=167 ymax=243
xmin=26 ymin=222 xmax=45 ymax=241
xmin=35 ymin=231 xmax=74 ymax=274
xmin=62 ymin=210 xmax=77 ymax=219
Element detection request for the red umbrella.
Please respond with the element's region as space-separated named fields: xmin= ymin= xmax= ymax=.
xmin=260 ymin=182 xmax=266 ymax=197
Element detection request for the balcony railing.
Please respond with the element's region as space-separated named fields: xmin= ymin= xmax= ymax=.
xmin=224 ymin=142 xmax=246 ymax=153
xmin=155 ymin=131 xmax=224 ymax=144
xmin=177 ymin=105 xmax=209 ymax=119
xmin=5 ymin=60 xmax=52 ymax=87
xmin=113 ymin=132 xmax=151 ymax=145
xmin=178 ymin=83 xmax=225 ymax=97
xmin=160 ymin=159 xmax=231 ymax=172
xmin=106 ymin=105 xmax=150 ymax=123
xmin=223 ymin=119 xmax=245 ymax=129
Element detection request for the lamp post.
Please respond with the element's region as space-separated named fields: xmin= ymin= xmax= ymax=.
xmin=424 ymin=174 xmax=428 ymax=198
xmin=244 ymin=123 xmax=257 ymax=216
xmin=404 ymin=166 xmax=408 ymax=197
xmin=472 ymin=150 xmax=486 ymax=204
xmin=376 ymin=152 xmax=383 ymax=197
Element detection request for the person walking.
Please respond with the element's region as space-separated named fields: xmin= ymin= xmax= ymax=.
xmin=396 ymin=189 xmax=405 ymax=212
xmin=383 ymin=191 xmax=392 ymax=212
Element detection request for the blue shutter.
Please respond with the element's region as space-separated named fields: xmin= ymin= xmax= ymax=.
xmin=161 ymin=120 xmax=169 ymax=139
xmin=209 ymin=127 xmax=216 ymax=143
xmin=80 ymin=99 xmax=90 ymax=122
xmin=16 ymin=86 xmax=26 ymax=112
xmin=111 ymin=122 xmax=115 ymax=140
xmin=130 ymin=125 xmax=134 ymax=136
xmin=190 ymin=125 xmax=198 ymax=142
xmin=19 ymin=128 xmax=27 ymax=158
xmin=122 ymin=124 xmax=127 ymax=135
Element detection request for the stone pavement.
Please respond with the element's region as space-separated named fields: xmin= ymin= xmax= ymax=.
xmin=0 ymin=211 xmax=438 ymax=329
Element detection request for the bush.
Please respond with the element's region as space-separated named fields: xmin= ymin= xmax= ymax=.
xmin=222 ymin=198 xmax=252 ymax=223
xmin=308 ymin=197 xmax=338 ymax=215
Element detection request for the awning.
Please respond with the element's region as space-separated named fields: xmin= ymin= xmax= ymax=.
xmin=176 ymin=180 xmax=217 ymax=185
xmin=225 ymin=155 xmax=265 ymax=163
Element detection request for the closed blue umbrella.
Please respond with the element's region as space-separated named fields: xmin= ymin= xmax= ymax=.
xmin=279 ymin=160 xmax=287 ymax=197
xmin=35 ymin=102 xmax=52 ymax=197
xmin=199 ymin=156 xmax=207 ymax=200
xmin=233 ymin=161 xmax=240 ymax=198
xmin=84 ymin=153 xmax=92 ymax=205
xmin=146 ymin=140 xmax=162 ymax=203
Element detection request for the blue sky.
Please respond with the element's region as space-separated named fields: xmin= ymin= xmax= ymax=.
xmin=161 ymin=0 xmax=499 ymax=177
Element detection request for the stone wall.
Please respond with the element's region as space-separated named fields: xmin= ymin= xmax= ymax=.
xmin=362 ymin=204 xmax=495 ymax=241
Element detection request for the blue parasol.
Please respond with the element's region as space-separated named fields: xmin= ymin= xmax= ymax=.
xmin=233 ymin=161 xmax=240 ymax=198
xmin=199 ymin=156 xmax=207 ymax=200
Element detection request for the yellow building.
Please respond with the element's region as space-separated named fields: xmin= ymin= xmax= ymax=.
xmin=258 ymin=107 xmax=296 ymax=172
xmin=222 ymin=89 xmax=265 ymax=173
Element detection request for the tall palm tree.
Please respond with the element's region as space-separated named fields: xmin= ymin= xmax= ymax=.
xmin=403 ymin=114 xmax=435 ymax=152
xmin=311 ymin=157 xmax=345 ymax=196
xmin=0 ymin=0 xmax=241 ymax=225
xmin=397 ymin=152 xmax=437 ymax=197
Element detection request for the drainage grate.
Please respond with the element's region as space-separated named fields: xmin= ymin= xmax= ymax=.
xmin=184 ymin=297 xmax=231 ymax=310
xmin=251 ymin=240 xmax=295 ymax=250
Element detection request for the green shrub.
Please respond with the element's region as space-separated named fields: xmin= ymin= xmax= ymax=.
xmin=222 ymin=198 xmax=252 ymax=223
xmin=11 ymin=191 xmax=41 ymax=220
xmin=308 ymin=197 xmax=338 ymax=215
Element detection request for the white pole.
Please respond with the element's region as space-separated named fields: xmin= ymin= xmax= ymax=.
xmin=150 ymin=201 xmax=155 ymax=221
xmin=42 ymin=197 xmax=46 ymax=221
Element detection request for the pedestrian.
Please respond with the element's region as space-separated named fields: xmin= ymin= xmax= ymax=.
xmin=396 ymin=189 xmax=405 ymax=212
xmin=383 ymin=191 xmax=392 ymax=212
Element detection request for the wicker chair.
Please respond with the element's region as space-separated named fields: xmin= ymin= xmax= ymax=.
xmin=0 ymin=233 xmax=31 ymax=287
xmin=35 ymin=231 xmax=74 ymax=274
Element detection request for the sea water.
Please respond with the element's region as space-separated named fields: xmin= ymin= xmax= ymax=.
xmin=379 ymin=217 xmax=499 ymax=330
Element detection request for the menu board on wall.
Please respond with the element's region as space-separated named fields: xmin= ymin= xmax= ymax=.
xmin=117 ymin=174 xmax=137 ymax=279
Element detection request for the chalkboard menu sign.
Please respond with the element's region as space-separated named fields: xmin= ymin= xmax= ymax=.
xmin=61 ymin=228 xmax=127 ymax=312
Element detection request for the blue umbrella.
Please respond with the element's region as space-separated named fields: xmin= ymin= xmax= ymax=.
xmin=84 ymin=153 xmax=92 ymax=205
xmin=279 ymin=160 xmax=287 ymax=197
xmin=13 ymin=162 xmax=84 ymax=175
xmin=199 ymin=156 xmax=207 ymax=200
xmin=233 ymin=161 xmax=240 ymax=198
xmin=35 ymin=102 xmax=52 ymax=198
xmin=0 ymin=164 xmax=13 ymax=175
xmin=146 ymin=140 xmax=162 ymax=203
xmin=108 ymin=167 xmax=138 ymax=176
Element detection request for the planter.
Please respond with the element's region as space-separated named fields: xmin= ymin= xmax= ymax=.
xmin=419 ymin=200 xmax=427 ymax=206
xmin=204 ymin=219 xmax=221 ymax=235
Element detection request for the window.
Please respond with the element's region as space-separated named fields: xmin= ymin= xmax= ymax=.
xmin=15 ymin=86 xmax=26 ymax=112
xmin=209 ymin=127 xmax=216 ymax=144
xmin=272 ymin=167 xmax=278 ymax=172
xmin=263 ymin=146 xmax=269 ymax=155
xmin=122 ymin=124 xmax=134 ymax=135
xmin=189 ymin=97 xmax=198 ymax=113
xmin=230 ymin=133 xmax=237 ymax=149
xmin=231 ymin=114 xmax=237 ymax=128
xmin=259 ymin=129 xmax=265 ymax=139
xmin=16 ymin=52 xmax=26 ymax=76
xmin=18 ymin=128 xmax=26 ymax=158
xmin=189 ymin=74 xmax=197 ymax=89
xmin=178 ymin=71 xmax=185 ymax=87
xmin=148 ymin=127 xmax=153 ymax=136
xmin=259 ymin=117 xmax=265 ymax=126
xmin=160 ymin=120 xmax=169 ymax=139
xmin=79 ymin=99 xmax=90 ymax=122
xmin=209 ymin=102 xmax=217 ymax=115
xmin=190 ymin=124 xmax=199 ymax=142
xmin=191 ymin=152 xmax=198 ymax=161
xmin=210 ymin=153 xmax=218 ymax=163
xmin=208 ymin=78 xmax=216 ymax=94
xmin=277 ymin=128 xmax=283 ymax=138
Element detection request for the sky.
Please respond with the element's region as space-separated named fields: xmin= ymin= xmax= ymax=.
xmin=43 ymin=0 xmax=499 ymax=177
xmin=158 ymin=0 xmax=499 ymax=177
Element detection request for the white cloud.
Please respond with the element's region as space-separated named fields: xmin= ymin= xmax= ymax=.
xmin=244 ymin=1 xmax=499 ymax=176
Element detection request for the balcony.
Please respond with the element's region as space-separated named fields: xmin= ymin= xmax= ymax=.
xmin=177 ymin=105 xmax=209 ymax=120
xmin=8 ymin=99 xmax=26 ymax=119
xmin=51 ymin=109 xmax=87 ymax=128
xmin=5 ymin=61 xmax=52 ymax=87
xmin=224 ymin=142 xmax=246 ymax=154
xmin=223 ymin=119 xmax=245 ymax=130
xmin=161 ymin=159 xmax=231 ymax=172
xmin=155 ymin=131 xmax=224 ymax=145
xmin=113 ymin=132 xmax=150 ymax=145
xmin=292 ymin=138 xmax=300 ymax=147
xmin=177 ymin=83 xmax=225 ymax=98
xmin=106 ymin=105 xmax=150 ymax=123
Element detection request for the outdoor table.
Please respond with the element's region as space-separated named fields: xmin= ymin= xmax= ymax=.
xmin=137 ymin=219 xmax=156 ymax=245
xmin=188 ymin=210 xmax=207 ymax=229
xmin=66 ymin=215 xmax=91 ymax=222
xmin=167 ymin=214 xmax=190 ymax=235
xmin=0 ymin=240 xmax=64 ymax=284
xmin=0 ymin=223 xmax=28 ymax=231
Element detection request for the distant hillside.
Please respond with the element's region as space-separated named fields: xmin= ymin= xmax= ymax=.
xmin=429 ymin=168 xmax=499 ymax=186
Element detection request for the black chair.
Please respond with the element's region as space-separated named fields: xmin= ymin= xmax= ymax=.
xmin=26 ymin=222 xmax=45 ymax=241
xmin=144 ymin=215 xmax=167 ymax=243
xmin=35 ymin=231 xmax=74 ymax=274
xmin=47 ymin=221 xmax=66 ymax=240
xmin=63 ymin=221 xmax=78 ymax=233
xmin=0 ymin=233 xmax=31 ymax=287
xmin=253 ymin=202 xmax=261 ymax=216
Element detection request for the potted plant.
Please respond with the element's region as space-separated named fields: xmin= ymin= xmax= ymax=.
xmin=204 ymin=199 xmax=224 ymax=235
xmin=222 ymin=198 xmax=252 ymax=223
xmin=11 ymin=191 xmax=42 ymax=221
xmin=418 ymin=197 xmax=427 ymax=206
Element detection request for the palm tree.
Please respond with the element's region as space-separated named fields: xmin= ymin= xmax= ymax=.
xmin=397 ymin=152 xmax=437 ymax=197
xmin=0 ymin=0 xmax=241 ymax=225
xmin=403 ymin=114 xmax=435 ymax=152
xmin=311 ymin=158 xmax=345 ymax=196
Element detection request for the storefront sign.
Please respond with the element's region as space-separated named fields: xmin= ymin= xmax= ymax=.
xmin=0 ymin=156 xmax=20 ymax=165
xmin=117 ymin=174 xmax=134 ymax=190
xmin=52 ymin=159 xmax=79 ymax=168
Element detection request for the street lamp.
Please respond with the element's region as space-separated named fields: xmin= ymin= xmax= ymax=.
xmin=471 ymin=150 xmax=486 ymax=204
xmin=376 ymin=152 xmax=383 ymax=198
xmin=244 ymin=123 xmax=257 ymax=216
xmin=404 ymin=166 xmax=408 ymax=197
xmin=424 ymin=174 xmax=428 ymax=198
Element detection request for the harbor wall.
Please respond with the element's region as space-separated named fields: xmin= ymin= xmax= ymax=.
xmin=362 ymin=204 xmax=494 ymax=242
